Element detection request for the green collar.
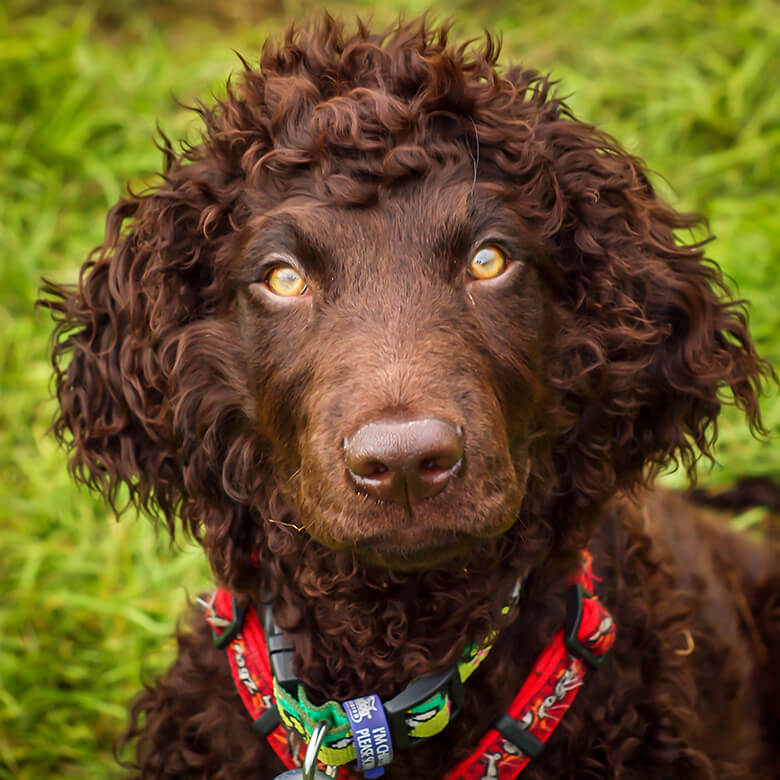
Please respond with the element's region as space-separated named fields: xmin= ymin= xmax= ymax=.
xmin=263 ymin=579 xmax=523 ymax=765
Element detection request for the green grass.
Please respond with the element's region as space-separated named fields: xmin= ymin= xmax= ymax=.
xmin=1 ymin=0 xmax=778 ymax=775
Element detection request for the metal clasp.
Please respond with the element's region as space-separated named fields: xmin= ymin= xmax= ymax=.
xmin=302 ymin=720 xmax=329 ymax=780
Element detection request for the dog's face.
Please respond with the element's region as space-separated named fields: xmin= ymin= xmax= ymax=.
xmin=236 ymin=172 xmax=546 ymax=568
xmin=43 ymin=17 xmax=764 ymax=590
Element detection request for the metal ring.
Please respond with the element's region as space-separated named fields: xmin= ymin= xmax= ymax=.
xmin=303 ymin=720 xmax=329 ymax=780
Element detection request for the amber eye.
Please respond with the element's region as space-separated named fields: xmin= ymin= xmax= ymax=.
xmin=467 ymin=245 xmax=507 ymax=280
xmin=265 ymin=264 xmax=307 ymax=296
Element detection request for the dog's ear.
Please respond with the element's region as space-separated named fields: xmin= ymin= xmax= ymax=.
xmin=39 ymin=130 xmax=264 ymax=576
xmin=536 ymin=118 xmax=772 ymax=502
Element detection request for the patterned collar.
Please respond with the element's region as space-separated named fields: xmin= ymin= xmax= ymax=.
xmin=203 ymin=550 xmax=615 ymax=779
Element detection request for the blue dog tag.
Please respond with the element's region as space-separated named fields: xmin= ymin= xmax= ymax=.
xmin=342 ymin=694 xmax=394 ymax=774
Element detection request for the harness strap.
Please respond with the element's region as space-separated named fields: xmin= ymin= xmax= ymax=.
xmin=442 ymin=550 xmax=616 ymax=780
xmin=205 ymin=550 xmax=615 ymax=779
xmin=208 ymin=589 xmax=309 ymax=770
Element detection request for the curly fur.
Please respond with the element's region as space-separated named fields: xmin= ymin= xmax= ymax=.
xmin=40 ymin=15 xmax=778 ymax=779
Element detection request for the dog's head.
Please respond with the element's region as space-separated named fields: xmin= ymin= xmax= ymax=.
xmin=42 ymin=17 xmax=767 ymax=588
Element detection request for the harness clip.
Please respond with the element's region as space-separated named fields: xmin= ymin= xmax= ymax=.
xmin=384 ymin=665 xmax=464 ymax=750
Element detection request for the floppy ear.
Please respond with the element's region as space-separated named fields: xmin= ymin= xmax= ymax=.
xmin=536 ymin=117 xmax=771 ymax=505
xmin=40 ymin=126 xmax=267 ymax=585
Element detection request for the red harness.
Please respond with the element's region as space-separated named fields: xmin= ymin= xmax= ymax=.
xmin=205 ymin=550 xmax=615 ymax=779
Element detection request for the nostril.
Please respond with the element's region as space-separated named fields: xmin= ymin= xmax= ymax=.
xmin=367 ymin=461 xmax=389 ymax=478
xmin=346 ymin=451 xmax=390 ymax=479
xmin=419 ymin=455 xmax=459 ymax=473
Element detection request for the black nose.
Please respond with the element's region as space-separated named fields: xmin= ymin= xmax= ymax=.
xmin=344 ymin=418 xmax=464 ymax=505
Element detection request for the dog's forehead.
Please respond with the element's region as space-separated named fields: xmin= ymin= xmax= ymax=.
xmin=247 ymin=177 xmax=514 ymax=268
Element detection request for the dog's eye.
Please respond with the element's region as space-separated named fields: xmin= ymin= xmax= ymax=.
xmin=468 ymin=245 xmax=507 ymax=280
xmin=265 ymin=265 xmax=308 ymax=297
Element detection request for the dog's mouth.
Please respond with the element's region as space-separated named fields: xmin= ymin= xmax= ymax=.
xmin=357 ymin=528 xmax=472 ymax=569
xmin=355 ymin=511 xmax=524 ymax=569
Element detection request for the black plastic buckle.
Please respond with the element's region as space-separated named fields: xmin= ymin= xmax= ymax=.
xmin=494 ymin=713 xmax=544 ymax=759
xmin=564 ymin=583 xmax=605 ymax=669
xmin=263 ymin=598 xmax=298 ymax=695
xmin=209 ymin=595 xmax=246 ymax=650
xmin=253 ymin=707 xmax=281 ymax=737
xmin=384 ymin=665 xmax=464 ymax=750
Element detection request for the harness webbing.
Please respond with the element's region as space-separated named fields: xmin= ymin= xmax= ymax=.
xmin=442 ymin=550 xmax=615 ymax=779
xmin=205 ymin=550 xmax=615 ymax=779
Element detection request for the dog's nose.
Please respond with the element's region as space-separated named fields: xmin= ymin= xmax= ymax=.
xmin=344 ymin=418 xmax=464 ymax=505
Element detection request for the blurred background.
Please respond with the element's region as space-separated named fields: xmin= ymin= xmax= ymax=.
xmin=1 ymin=0 xmax=778 ymax=776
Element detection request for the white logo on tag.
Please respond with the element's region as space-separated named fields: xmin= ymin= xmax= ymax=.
xmin=345 ymin=696 xmax=378 ymax=724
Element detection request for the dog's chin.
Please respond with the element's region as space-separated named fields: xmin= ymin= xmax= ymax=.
xmin=299 ymin=501 xmax=523 ymax=571
xmin=354 ymin=514 xmax=519 ymax=571
xmin=357 ymin=529 xmax=474 ymax=570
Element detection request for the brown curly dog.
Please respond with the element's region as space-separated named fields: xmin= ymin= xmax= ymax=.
xmin=41 ymin=15 xmax=779 ymax=779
